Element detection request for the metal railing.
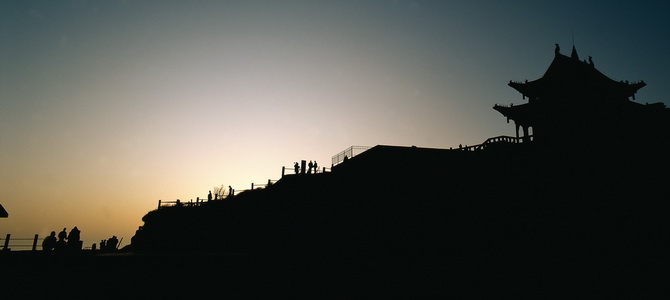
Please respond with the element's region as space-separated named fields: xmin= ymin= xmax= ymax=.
xmin=251 ymin=179 xmax=279 ymax=190
xmin=157 ymin=199 xmax=209 ymax=209
xmin=2 ymin=233 xmax=106 ymax=251
xmin=281 ymin=165 xmax=330 ymax=177
xmin=332 ymin=146 xmax=371 ymax=166
xmin=157 ymin=179 xmax=282 ymax=210
xmin=2 ymin=234 xmax=39 ymax=251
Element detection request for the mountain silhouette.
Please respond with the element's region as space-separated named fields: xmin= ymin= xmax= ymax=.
xmin=124 ymin=47 xmax=670 ymax=298
xmin=130 ymin=46 xmax=670 ymax=261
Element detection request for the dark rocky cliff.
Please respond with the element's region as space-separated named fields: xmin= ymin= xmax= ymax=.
xmin=129 ymin=141 xmax=669 ymax=267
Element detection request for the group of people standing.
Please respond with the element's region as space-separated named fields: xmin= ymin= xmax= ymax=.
xmin=99 ymin=236 xmax=120 ymax=251
xmin=41 ymin=227 xmax=122 ymax=251
xmin=294 ymin=160 xmax=319 ymax=174
xmin=41 ymin=227 xmax=81 ymax=251
xmin=207 ymin=186 xmax=234 ymax=201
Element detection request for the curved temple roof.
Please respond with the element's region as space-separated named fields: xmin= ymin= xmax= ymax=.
xmin=508 ymin=45 xmax=645 ymax=102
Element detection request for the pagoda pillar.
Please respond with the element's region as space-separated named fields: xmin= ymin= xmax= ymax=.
xmin=522 ymin=126 xmax=530 ymax=143
xmin=515 ymin=123 xmax=520 ymax=140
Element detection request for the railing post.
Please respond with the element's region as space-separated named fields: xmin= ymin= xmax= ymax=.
xmin=282 ymin=166 xmax=285 ymax=177
xmin=158 ymin=200 xmax=162 ymax=210
xmin=251 ymin=183 xmax=254 ymax=190
xmin=3 ymin=234 xmax=10 ymax=251
xmin=32 ymin=234 xmax=38 ymax=251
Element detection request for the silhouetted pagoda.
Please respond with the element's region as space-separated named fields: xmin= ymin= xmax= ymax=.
xmin=494 ymin=44 xmax=667 ymax=146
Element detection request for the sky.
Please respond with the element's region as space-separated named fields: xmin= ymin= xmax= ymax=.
xmin=2 ymin=0 xmax=669 ymax=249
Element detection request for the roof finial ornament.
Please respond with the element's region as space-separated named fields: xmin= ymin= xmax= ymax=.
xmin=571 ymin=45 xmax=579 ymax=60
xmin=555 ymin=43 xmax=560 ymax=55
xmin=588 ymin=56 xmax=594 ymax=67
xmin=570 ymin=29 xmax=579 ymax=60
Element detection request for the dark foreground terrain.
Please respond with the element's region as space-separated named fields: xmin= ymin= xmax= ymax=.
xmin=22 ymin=142 xmax=655 ymax=297
xmin=1 ymin=247 xmax=667 ymax=298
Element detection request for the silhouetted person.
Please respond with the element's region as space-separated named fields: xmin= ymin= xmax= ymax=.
xmin=42 ymin=231 xmax=57 ymax=251
xmin=55 ymin=228 xmax=67 ymax=251
xmin=228 ymin=186 xmax=233 ymax=197
xmin=343 ymin=155 xmax=348 ymax=163
xmin=107 ymin=236 xmax=118 ymax=250
xmin=308 ymin=161 xmax=313 ymax=174
xmin=67 ymin=227 xmax=81 ymax=250
xmin=55 ymin=240 xmax=66 ymax=251
xmin=100 ymin=239 xmax=106 ymax=250
xmin=208 ymin=191 xmax=212 ymax=202
xmin=68 ymin=227 xmax=80 ymax=243
xmin=294 ymin=162 xmax=299 ymax=174
xmin=176 ymin=199 xmax=182 ymax=207
xmin=314 ymin=161 xmax=318 ymax=173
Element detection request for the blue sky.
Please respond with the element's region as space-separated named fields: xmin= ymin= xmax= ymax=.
xmin=1 ymin=0 xmax=668 ymax=247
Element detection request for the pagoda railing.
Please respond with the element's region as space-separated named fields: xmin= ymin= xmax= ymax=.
xmin=459 ymin=135 xmax=532 ymax=152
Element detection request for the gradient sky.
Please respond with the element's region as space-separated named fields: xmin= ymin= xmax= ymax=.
xmin=2 ymin=1 xmax=669 ymax=248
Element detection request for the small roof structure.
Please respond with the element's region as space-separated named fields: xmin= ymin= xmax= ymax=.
xmin=0 ymin=204 xmax=7 ymax=218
